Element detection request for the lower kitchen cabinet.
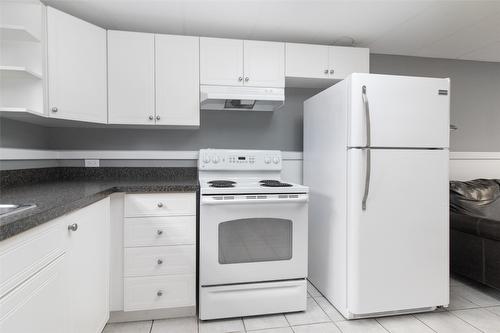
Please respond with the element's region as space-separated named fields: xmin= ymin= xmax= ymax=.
xmin=65 ymin=198 xmax=110 ymax=333
xmin=121 ymin=193 xmax=197 ymax=316
xmin=0 ymin=198 xmax=110 ymax=333
xmin=0 ymin=256 xmax=69 ymax=333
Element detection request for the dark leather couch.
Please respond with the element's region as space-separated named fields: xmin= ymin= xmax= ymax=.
xmin=450 ymin=179 xmax=500 ymax=289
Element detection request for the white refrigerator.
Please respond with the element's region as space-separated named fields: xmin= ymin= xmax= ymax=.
xmin=304 ymin=73 xmax=450 ymax=319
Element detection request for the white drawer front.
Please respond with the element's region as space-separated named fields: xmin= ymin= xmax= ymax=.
xmin=124 ymin=274 xmax=195 ymax=311
xmin=124 ymin=245 xmax=195 ymax=277
xmin=0 ymin=221 xmax=64 ymax=297
xmin=124 ymin=216 xmax=195 ymax=247
xmin=124 ymin=193 xmax=196 ymax=217
xmin=0 ymin=255 xmax=69 ymax=333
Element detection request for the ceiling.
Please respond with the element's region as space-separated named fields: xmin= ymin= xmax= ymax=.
xmin=42 ymin=0 xmax=500 ymax=62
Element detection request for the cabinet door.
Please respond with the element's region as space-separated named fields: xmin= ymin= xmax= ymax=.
xmin=47 ymin=7 xmax=106 ymax=123
xmin=155 ymin=34 xmax=199 ymax=126
xmin=200 ymin=37 xmax=243 ymax=86
xmin=285 ymin=43 xmax=329 ymax=79
xmin=328 ymin=46 xmax=369 ymax=80
xmin=243 ymin=40 xmax=284 ymax=88
xmin=0 ymin=256 xmax=69 ymax=333
xmin=108 ymin=31 xmax=155 ymax=125
xmin=66 ymin=198 xmax=110 ymax=333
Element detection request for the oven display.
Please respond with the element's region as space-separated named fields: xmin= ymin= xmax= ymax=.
xmin=238 ymin=157 xmax=246 ymax=160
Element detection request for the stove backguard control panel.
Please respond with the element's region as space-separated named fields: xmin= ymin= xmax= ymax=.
xmin=198 ymin=149 xmax=282 ymax=171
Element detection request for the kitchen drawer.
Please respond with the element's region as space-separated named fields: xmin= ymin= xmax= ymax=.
xmin=124 ymin=274 xmax=195 ymax=311
xmin=124 ymin=193 xmax=196 ymax=217
xmin=124 ymin=245 xmax=195 ymax=277
xmin=0 ymin=255 xmax=69 ymax=333
xmin=124 ymin=216 xmax=195 ymax=247
xmin=0 ymin=220 xmax=64 ymax=297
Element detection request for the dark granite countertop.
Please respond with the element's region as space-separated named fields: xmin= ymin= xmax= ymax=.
xmin=0 ymin=167 xmax=198 ymax=241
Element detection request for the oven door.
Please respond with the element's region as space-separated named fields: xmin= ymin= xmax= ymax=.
xmin=200 ymin=193 xmax=308 ymax=286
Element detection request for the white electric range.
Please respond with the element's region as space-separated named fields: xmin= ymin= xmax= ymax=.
xmin=198 ymin=149 xmax=309 ymax=320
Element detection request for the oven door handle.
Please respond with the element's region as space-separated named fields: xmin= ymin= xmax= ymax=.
xmin=201 ymin=195 xmax=308 ymax=205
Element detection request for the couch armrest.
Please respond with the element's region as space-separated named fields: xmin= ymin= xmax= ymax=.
xmin=450 ymin=211 xmax=480 ymax=235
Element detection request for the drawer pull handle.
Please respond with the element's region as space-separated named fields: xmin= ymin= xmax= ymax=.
xmin=157 ymin=230 xmax=163 ymax=235
xmin=68 ymin=223 xmax=78 ymax=231
xmin=157 ymin=202 xmax=164 ymax=208
xmin=157 ymin=259 xmax=163 ymax=265
xmin=157 ymin=290 xmax=163 ymax=297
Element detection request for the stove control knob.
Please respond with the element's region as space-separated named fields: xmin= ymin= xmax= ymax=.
xmin=264 ymin=157 xmax=271 ymax=164
xmin=203 ymin=156 xmax=210 ymax=163
xmin=273 ymin=156 xmax=280 ymax=164
xmin=212 ymin=156 xmax=220 ymax=164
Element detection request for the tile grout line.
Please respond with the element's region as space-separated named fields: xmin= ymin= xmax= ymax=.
xmin=149 ymin=320 xmax=154 ymax=333
xmin=447 ymin=309 xmax=487 ymax=333
xmin=411 ymin=314 xmax=439 ymax=333
xmin=240 ymin=316 xmax=247 ymax=332
xmin=373 ymin=318 xmax=391 ymax=333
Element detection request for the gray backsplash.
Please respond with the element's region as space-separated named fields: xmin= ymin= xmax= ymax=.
xmin=1 ymin=54 xmax=499 ymax=170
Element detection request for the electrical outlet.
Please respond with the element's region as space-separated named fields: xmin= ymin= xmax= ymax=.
xmin=85 ymin=159 xmax=100 ymax=167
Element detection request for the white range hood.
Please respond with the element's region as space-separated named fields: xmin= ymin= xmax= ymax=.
xmin=200 ymin=85 xmax=284 ymax=111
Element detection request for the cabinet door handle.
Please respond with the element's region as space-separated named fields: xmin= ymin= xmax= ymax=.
xmin=149 ymin=115 xmax=154 ymax=120
xmin=51 ymin=107 xmax=58 ymax=113
xmin=157 ymin=259 xmax=163 ymax=265
xmin=329 ymin=69 xmax=334 ymax=74
xmin=157 ymin=202 xmax=164 ymax=208
xmin=156 ymin=115 xmax=160 ymax=121
xmin=244 ymin=77 xmax=249 ymax=82
xmin=157 ymin=290 xmax=163 ymax=297
xmin=68 ymin=223 xmax=78 ymax=231
xmin=324 ymin=69 xmax=328 ymax=74
xmin=238 ymin=77 xmax=243 ymax=82
xmin=157 ymin=229 xmax=163 ymax=235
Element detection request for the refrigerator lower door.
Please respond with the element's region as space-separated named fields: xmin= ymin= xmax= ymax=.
xmin=347 ymin=148 xmax=449 ymax=316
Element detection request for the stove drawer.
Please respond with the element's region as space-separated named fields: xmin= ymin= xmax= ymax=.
xmin=125 ymin=193 xmax=196 ymax=217
xmin=124 ymin=274 xmax=195 ymax=312
xmin=124 ymin=245 xmax=195 ymax=277
xmin=200 ymin=279 xmax=307 ymax=320
xmin=124 ymin=216 xmax=195 ymax=247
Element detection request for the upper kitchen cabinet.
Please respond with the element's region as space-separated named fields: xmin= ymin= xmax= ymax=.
xmin=0 ymin=2 xmax=44 ymax=115
xmin=200 ymin=37 xmax=285 ymax=88
xmin=200 ymin=37 xmax=243 ymax=86
xmin=328 ymin=46 xmax=369 ymax=80
xmin=108 ymin=31 xmax=155 ymax=125
xmin=243 ymin=40 xmax=284 ymax=88
xmin=285 ymin=42 xmax=369 ymax=87
xmin=47 ymin=7 xmax=107 ymax=123
xmin=155 ymin=34 xmax=199 ymax=127
xmin=285 ymin=43 xmax=330 ymax=80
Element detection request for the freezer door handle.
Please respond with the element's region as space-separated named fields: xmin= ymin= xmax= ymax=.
xmin=361 ymin=85 xmax=371 ymax=211
xmin=362 ymin=148 xmax=371 ymax=211
xmin=362 ymin=85 xmax=371 ymax=147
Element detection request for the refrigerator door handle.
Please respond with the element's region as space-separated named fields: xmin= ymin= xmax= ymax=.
xmin=362 ymin=85 xmax=371 ymax=147
xmin=362 ymin=148 xmax=371 ymax=210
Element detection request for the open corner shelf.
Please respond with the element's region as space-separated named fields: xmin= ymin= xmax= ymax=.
xmin=0 ymin=107 xmax=42 ymax=114
xmin=0 ymin=25 xmax=40 ymax=42
xmin=0 ymin=66 xmax=42 ymax=80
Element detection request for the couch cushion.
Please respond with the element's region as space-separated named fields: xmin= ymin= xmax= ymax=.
xmin=450 ymin=179 xmax=500 ymax=220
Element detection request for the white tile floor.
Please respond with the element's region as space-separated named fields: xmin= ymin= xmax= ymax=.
xmin=102 ymin=276 xmax=500 ymax=333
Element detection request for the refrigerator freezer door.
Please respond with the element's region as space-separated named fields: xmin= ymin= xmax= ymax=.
xmin=347 ymin=148 xmax=449 ymax=315
xmin=348 ymin=74 xmax=450 ymax=148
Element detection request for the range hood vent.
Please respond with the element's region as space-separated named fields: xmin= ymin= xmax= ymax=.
xmin=200 ymin=85 xmax=284 ymax=112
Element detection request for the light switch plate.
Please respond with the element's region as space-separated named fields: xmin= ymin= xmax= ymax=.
xmin=85 ymin=159 xmax=100 ymax=167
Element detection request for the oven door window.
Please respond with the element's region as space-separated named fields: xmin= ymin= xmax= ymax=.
xmin=218 ymin=218 xmax=293 ymax=264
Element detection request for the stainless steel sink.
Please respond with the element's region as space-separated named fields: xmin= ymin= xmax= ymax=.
xmin=0 ymin=204 xmax=36 ymax=217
